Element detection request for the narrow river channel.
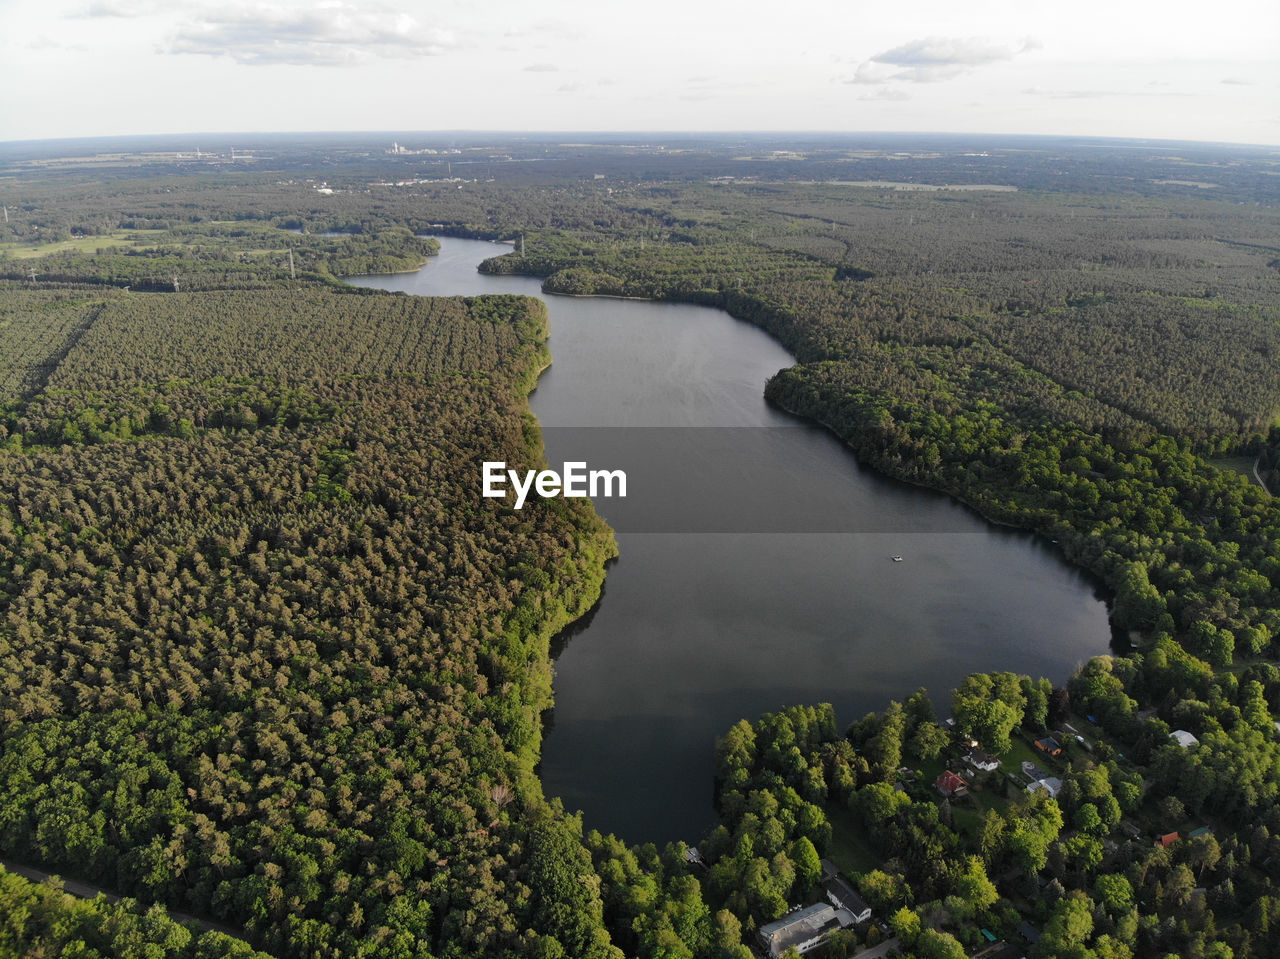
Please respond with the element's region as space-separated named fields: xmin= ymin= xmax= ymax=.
xmin=347 ymin=238 xmax=1113 ymax=844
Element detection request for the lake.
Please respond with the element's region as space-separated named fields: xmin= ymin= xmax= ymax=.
xmin=347 ymin=238 xmax=1113 ymax=844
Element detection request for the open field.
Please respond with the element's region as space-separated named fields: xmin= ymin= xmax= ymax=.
xmin=824 ymin=802 xmax=882 ymax=876
xmin=0 ymin=229 xmax=164 ymax=259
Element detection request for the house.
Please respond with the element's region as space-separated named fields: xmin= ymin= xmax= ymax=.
xmin=757 ymin=904 xmax=843 ymax=958
xmin=936 ymin=770 xmax=969 ymax=798
xmin=1021 ymin=760 xmax=1051 ymax=781
xmin=823 ymin=876 xmax=872 ymax=924
xmin=1157 ymin=832 xmax=1180 ymax=848
xmin=1027 ymin=777 xmax=1063 ymax=799
xmin=968 ymin=748 xmax=1001 ymax=772
xmin=1017 ymin=921 xmax=1041 ymax=945
xmin=1034 ymin=736 xmax=1063 ymax=757
xmin=1170 ymin=730 xmax=1199 ymax=749
xmin=1119 ymin=821 xmax=1143 ymax=840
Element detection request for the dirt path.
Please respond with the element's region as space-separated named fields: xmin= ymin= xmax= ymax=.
xmin=1255 ymin=456 xmax=1273 ymax=496
xmin=2 ymin=857 xmax=251 ymax=943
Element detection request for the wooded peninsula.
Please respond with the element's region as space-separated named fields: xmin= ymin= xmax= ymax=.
xmin=1 ymin=133 xmax=1278 ymax=959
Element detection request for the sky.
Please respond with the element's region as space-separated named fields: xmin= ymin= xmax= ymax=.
xmin=2 ymin=0 xmax=1278 ymax=145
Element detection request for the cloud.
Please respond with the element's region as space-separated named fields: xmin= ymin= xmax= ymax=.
xmin=1041 ymin=90 xmax=1116 ymax=100
xmin=523 ymin=63 xmax=558 ymax=72
xmin=858 ymin=88 xmax=911 ymax=102
xmin=1022 ymin=86 xmax=1192 ymax=100
xmin=505 ymin=18 xmax=581 ymax=42
xmin=77 ymin=0 xmax=167 ymax=17
xmin=1220 ymin=77 xmax=1252 ymax=85
xmin=554 ymin=78 xmax=619 ymax=96
xmin=168 ymin=2 xmax=458 ymax=66
xmin=850 ymin=36 xmax=1039 ymax=85
xmin=22 ymin=32 xmax=90 ymax=53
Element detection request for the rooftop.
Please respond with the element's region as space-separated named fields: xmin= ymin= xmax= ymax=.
xmin=823 ymin=875 xmax=871 ymax=917
xmin=936 ymin=770 xmax=969 ymax=795
xmin=759 ymin=903 xmax=841 ymax=957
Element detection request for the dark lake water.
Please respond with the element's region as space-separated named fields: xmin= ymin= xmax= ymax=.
xmin=347 ymin=239 xmax=1113 ymax=844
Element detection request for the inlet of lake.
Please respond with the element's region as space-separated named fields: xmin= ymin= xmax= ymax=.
xmin=347 ymin=238 xmax=1113 ymax=844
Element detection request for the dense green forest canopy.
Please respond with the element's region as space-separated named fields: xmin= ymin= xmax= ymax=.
xmin=2 ymin=133 xmax=1279 ymax=959
xmin=0 ymin=218 xmax=617 ymax=957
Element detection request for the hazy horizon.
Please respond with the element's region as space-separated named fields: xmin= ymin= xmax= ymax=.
xmin=4 ymin=129 xmax=1277 ymax=152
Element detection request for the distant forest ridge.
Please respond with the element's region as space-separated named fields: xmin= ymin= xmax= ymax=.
xmin=2 ymin=131 xmax=1278 ymax=205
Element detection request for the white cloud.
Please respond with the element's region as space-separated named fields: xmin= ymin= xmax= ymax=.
xmin=77 ymin=0 xmax=168 ymax=17
xmin=1022 ymin=86 xmax=1192 ymax=100
xmin=167 ymin=1 xmax=459 ymax=66
xmin=505 ymin=18 xmax=582 ymax=42
xmin=851 ymin=36 xmax=1040 ymax=85
xmin=858 ymin=88 xmax=911 ymax=101
xmin=524 ymin=63 xmax=558 ymax=72
xmin=847 ymin=61 xmax=899 ymax=85
xmin=553 ymin=77 xmax=622 ymax=96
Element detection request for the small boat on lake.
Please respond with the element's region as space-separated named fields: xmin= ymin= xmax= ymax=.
xmin=891 ymin=555 xmax=904 ymax=562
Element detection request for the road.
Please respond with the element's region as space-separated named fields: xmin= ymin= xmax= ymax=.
xmin=850 ymin=935 xmax=902 ymax=958
xmin=1254 ymin=456 xmax=1273 ymax=497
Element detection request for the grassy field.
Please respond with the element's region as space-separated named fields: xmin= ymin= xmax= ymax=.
xmin=1003 ymin=736 xmax=1047 ymax=775
xmin=1209 ymin=455 xmax=1267 ymax=490
xmin=950 ymin=769 xmax=1022 ymax=839
xmin=824 ymin=801 xmax=881 ymax=877
xmin=0 ymin=230 xmax=163 ymax=259
xmin=1210 ymin=455 xmax=1255 ymax=476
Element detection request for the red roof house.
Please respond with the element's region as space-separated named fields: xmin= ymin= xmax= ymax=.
xmin=935 ymin=770 xmax=969 ymax=798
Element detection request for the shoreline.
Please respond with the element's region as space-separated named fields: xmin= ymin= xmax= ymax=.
xmin=483 ymin=255 xmax=1077 ymax=539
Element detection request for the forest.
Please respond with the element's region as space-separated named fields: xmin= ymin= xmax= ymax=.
xmin=1 ymin=133 xmax=1279 ymax=958
xmin=0 ymin=254 xmax=619 ymax=957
